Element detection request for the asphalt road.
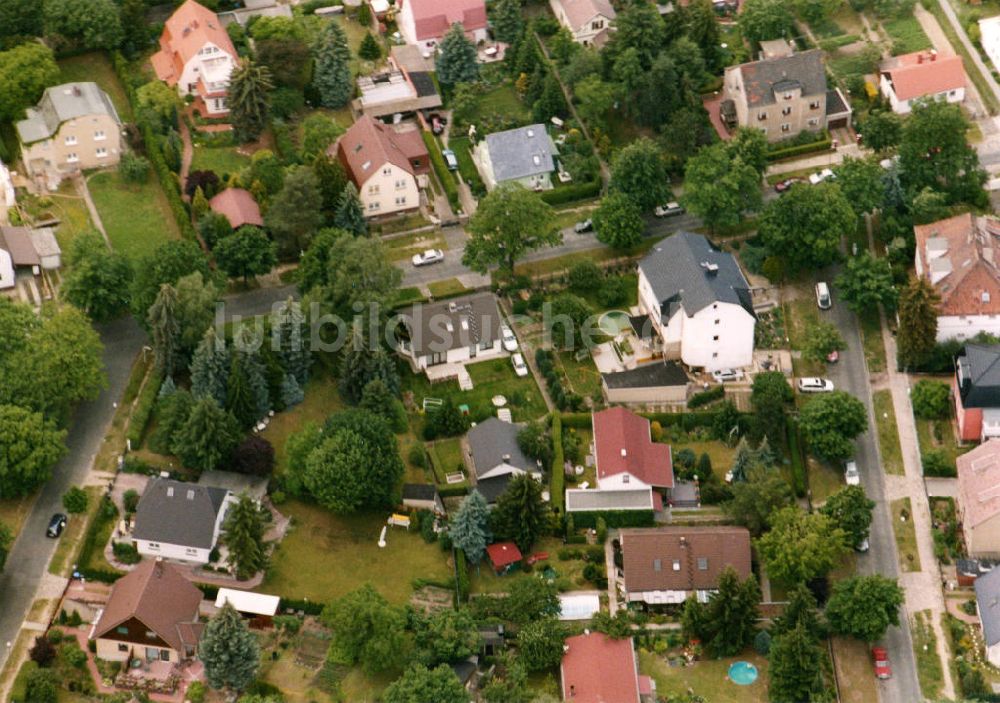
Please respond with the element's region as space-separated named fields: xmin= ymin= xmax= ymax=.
xmin=819 ymin=277 xmax=921 ymax=703
xmin=0 ymin=284 xmax=298 ymax=671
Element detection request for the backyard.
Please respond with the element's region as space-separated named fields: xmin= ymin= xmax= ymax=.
xmin=261 ymin=369 xmax=345 ymax=475
xmin=58 ymin=52 xmax=133 ymax=121
xmin=915 ymin=412 xmax=967 ymax=476
xmin=639 ymin=649 xmax=769 ymax=703
xmin=427 ymin=437 xmax=466 ymax=486
xmin=15 ymin=182 xmax=94 ymax=252
xmin=87 ymin=170 xmax=180 ymax=260
xmin=467 ymin=536 xmax=598 ymax=594
xmin=189 ymin=144 xmax=251 ymax=178
xmin=832 ymin=637 xmax=879 ymax=703
xmin=262 ymin=500 xmax=453 ymax=605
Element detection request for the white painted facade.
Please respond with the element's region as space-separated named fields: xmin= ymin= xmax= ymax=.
xmin=637 ymin=269 xmax=755 ymax=372
xmin=133 ymin=493 xmax=234 ymax=564
xmin=626 ymin=589 xmax=713 ymax=605
xmin=176 ymin=41 xmax=235 ymax=115
xmin=0 ymin=248 xmax=14 ymax=290
xmin=597 ymin=471 xmax=650 ymax=491
xmin=935 ymin=314 xmax=1000 ymax=343
xmin=397 ymin=1 xmax=489 ymax=52
xmin=982 ymin=17 xmax=1000 ymax=77
xmin=399 ymin=337 xmax=504 ymax=371
xmin=548 ymin=0 xmax=613 ymax=45
xmin=0 ymin=159 xmax=13 ymax=222
xmin=989 ymin=640 xmax=1000 ymax=668
xmin=358 ymin=162 xmax=420 ymax=218
xmin=879 ymin=73 xmax=964 ymax=115
xmin=478 ymin=461 xmax=541 ymax=481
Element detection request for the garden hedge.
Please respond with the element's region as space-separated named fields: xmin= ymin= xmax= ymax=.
xmin=688 ymin=385 xmax=725 ymax=409
xmin=540 ymin=179 xmax=601 ymax=206
xmin=437 ymin=484 xmax=470 ymax=498
xmin=786 ymin=418 xmax=807 ymax=498
xmin=125 ymin=370 xmax=163 ymax=447
xmin=765 ymin=137 xmax=833 ymax=162
xmin=550 ymin=413 xmax=565 ymax=513
xmin=422 ymin=131 xmax=460 ymax=210
xmin=570 ymin=510 xmax=655 ymax=528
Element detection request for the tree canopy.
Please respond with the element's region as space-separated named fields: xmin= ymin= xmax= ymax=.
xmin=825 ymin=574 xmax=904 ymax=642
xmin=756 ymin=507 xmax=848 ymax=584
xmin=682 ymin=142 xmax=762 ymax=232
xmin=463 ymin=184 xmax=559 ymax=275
xmin=200 ymin=602 xmax=260 ymax=692
xmin=492 ymin=473 xmax=550 ymax=553
xmin=819 ymin=485 xmax=875 ymax=549
xmin=383 ymin=664 xmax=470 ymax=703
xmin=609 ymin=138 xmax=672 ymax=210
xmin=436 ymin=23 xmax=479 ymax=86
xmin=0 ymin=405 xmax=67 ymax=499
xmin=897 ymin=277 xmax=940 ymax=370
xmin=0 ymin=43 xmax=59 ymax=122
xmin=321 ymin=584 xmax=406 ymax=674
xmin=798 ymin=391 xmax=868 ymax=462
xmin=899 ymin=99 xmax=986 ymax=204
xmin=835 ymin=252 xmax=897 ymax=313
xmin=758 ymin=183 xmax=855 ymax=271
xmin=593 ymin=192 xmax=645 ymax=249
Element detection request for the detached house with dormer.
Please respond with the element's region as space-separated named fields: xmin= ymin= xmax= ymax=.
xmin=549 ymin=0 xmax=616 ymax=47
xmin=131 ymin=478 xmax=234 ymax=564
xmin=879 ymin=50 xmax=966 ymax=114
xmin=397 ymin=0 xmax=488 ymax=52
xmin=152 ymin=0 xmax=237 ymax=116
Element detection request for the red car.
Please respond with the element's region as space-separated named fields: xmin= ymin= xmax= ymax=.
xmin=774 ymin=177 xmax=804 ymax=193
xmin=872 ymin=647 xmax=892 ymax=680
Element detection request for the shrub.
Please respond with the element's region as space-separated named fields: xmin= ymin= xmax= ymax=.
xmin=186 ymin=681 xmax=206 ymax=703
xmin=408 ymin=444 xmax=427 ymax=468
xmin=911 ymin=380 xmax=951 ymax=419
xmin=540 ymin=179 xmax=601 ymax=205
xmin=62 ymin=487 xmax=89 ymax=514
xmin=113 ymin=541 xmax=142 ymax=565
xmin=231 ymin=435 xmax=276 ymax=476
xmin=118 ymin=152 xmax=151 ymax=184
xmin=126 ymin=370 xmax=163 ymax=447
xmin=29 ymin=635 xmax=55 ymax=667
xmin=923 ymin=450 xmax=956 ymax=477
xmin=688 ymin=385 xmax=725 ymax=409
xmin=123 ymin=489 xmax=140 ymax=513
xmin=59 ymin=642 xmax=88 ymax=669
xmin=596 ymin=516 xmax=607 ymax=544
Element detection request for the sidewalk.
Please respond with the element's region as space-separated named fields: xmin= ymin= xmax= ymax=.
xmin=765 ymin=143 xmax=863 ymax=177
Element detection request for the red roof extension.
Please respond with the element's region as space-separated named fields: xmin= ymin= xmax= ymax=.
xmin=592 ymin=407 xmax=673 ymax=488
xmin=560 ymin=631 xmax=641 ymax=703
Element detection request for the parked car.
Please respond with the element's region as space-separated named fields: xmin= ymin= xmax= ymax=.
xmin=501 ymin=325 xmax=518 ymax=352
xmin=809 ymin=168 xmax=835 ymax=185
xmin=574 ymin=219 xmax=593 ymax=233
xmin=816 ymin=282 xmax=832 ymax=310
xmin=46 ymin=513 xmax=67 ymax=538
xmin=872 ymin=647 xmax=892 ymax=679
xmin=654 ymin=202 xmax=685 ymax=217
xmin=844 ymin=460 xmax=861 ymax=486
xmin=711 ymin=368 xmax=744 ymax=383
xmin=429 ymin=113 xmax=445 ymax=135
xmin=856 ymin=537 xmax=870 ymax=553
xmin=512 ymin=353 xmax=529 ymax=377
xmin=412 ymin=249 xmax=445 ymax=267
xmin=797 ymin=377 xmax=835 ymax=393
xmin=442 ymin=149 xmax=458 ymax=171
xmin=774 ymin=177 xmax=804 ymax=193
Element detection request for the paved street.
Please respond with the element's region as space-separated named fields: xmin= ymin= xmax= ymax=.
xmin=0 ymin=284 xmax=299 ymax=673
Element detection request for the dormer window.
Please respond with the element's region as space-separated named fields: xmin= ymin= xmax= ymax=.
xmin=783 ymin=92 xmax=793 ymax=100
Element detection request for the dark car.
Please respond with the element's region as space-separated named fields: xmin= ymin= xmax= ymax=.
xmin=774 ymin=177 xmax=804 ymax=193
xmin=46 ymin=513 xmax=67 ymax=538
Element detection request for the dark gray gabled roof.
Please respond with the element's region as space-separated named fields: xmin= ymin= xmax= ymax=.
xmin=734 ymin=49 xmax=827 ymax=108
xmin=132 ymin=478 xmax=230 ymax=550
xmin=468 ymin=418 xmax=536 ymax=479
xmin=958 ymin=344 xmax=1000 ymax=408
xmin=402 ymin=483 xmax=439 ymax=501
xmin=476 ymin=474 xmax=513 ymax=504
xmin=976 ymin=565 xmax=1000 ymax=645
xmin=638 ymin=232 xmax=753 ymax=319
xmin=602 ymin=361 xmax=689 ymax=390
xmin=484 ymin=124 xmax=557 ymax=182
xmin=397 ymin=292 xmax=503 ymax=357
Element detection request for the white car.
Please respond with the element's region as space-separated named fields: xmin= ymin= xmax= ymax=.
xmin=501 ymin=325 xmax=518 ymax=352
xmin=844 ymin=460 xmax=860 ymax=486
xmin=512 ymin=353 xmax=528 ymax=377
xmin=655 ymin=202 xmax=685 ymax=217
xmin=411 ymin=249 xmax=444 ymax=266
xmin=809 ymin=168 xmax=835 ymax=185
xmin=797 ymin=377 xmax=835 ymax=393
xmin=711 ymin=368 xmax=744 ymax=383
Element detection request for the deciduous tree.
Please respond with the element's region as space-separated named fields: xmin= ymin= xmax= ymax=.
xmin=130 ymin=240 xmax=214 ymax=322
xmin=899 ymin=99 xmax=986 ymax=204
xmin=322 ymin=584 xmax=406 ymax=673
xmin=414 ymin=608 xmax=482 ymax=666
xmin=758 ymin=182 xmax=855 ymax=271
xmin=265 ymin=166 xmax=324 ymax=257
xmin=756 ymin=507 xmax=848 ymax=584
xmin=799 ymin=391 xmax=868 ymax=462
xmin=0 ymin=42 xmax=59 ymax=122
xmin=214 ymin=227 xmax=277 ymax=284
xmin=609 ymin=138 xmax=671 ymax=210
xmin=43 ymin=0 xmax=123 ymax=51
xmin=803 ymin=319 xmax=845 ymax=364
xmin=835 ymin=252 xmax=897 ymax=313
xmin=911 ymin=380 xmax=951 ymax=419
xmin=722 ymin=466 xmax=793 ymax=536
xmin=0 ymin=405 xmax=66 ymax=499
xmin=463 ymin=184 xmax=559 ymax=275
xmin=860 ymin=109 xmax=902 ymax=152
xmin=682 ymin=142 xmax=762 ymax=232
xmin=593 ymin=192 xmax=644 ymax=249
xmin=383 ymin=664 xmax=470 ymax=703
xmin=751 ymin=371 xmax=793 ymax=445
xmin=820 ymin=485 xmax=875 ymax=549
xmin=833 ymin=156 xmax=887 ymax=217
xmin=825 ymin=574 xmax=904 ymax=642
xmin=201 ymin=602 xmax=260 ymax=692
xmin=516 ymin=618 xmax=566 ymax=671
xmin=62 ymin=232 xmax=133 ymax=322
xmin=739 ymin=0 xmax=794 ymax=44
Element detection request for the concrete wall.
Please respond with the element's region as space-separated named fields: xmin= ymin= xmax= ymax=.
xmin=603 ymin=382 xmax=688 ymax=405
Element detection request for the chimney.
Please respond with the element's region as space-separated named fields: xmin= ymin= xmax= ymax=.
xmin=502 ymin=453 xmax=511 ymax=462
xmin=154 ymin=557 xmax=163 ymax=577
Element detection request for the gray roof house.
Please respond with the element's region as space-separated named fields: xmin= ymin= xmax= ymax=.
xmin=976 ymin=566 xmax=1000 ymax=666
xmin=395 ymin=292 xmax=505 ymax=372
xmin=131 ymin=478 xmax=234 ymax=563
xmin=467 ymin=418 xmax=542 ymax=503
xmin=473 ymin=124 xmax=558 ymax=191
xmin=16 ymin=82 xmax=120 ymax=144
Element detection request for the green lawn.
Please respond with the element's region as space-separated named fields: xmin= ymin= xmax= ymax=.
xmin=428 ymin=278 xmax=469 ymax=298
xmin=915 ymin=413 xmax=967 ymax=475
xmin=639 ymin=649 xmax=769 ymax=703
xmin=809 ymin=457 xmax=846 ymax=504
xmin=513 ymin=239 xmax=658 ymax=278
xmin=427 ymin=437 xmax=466 ymax=486
xmin=873 ymin=389 xmax=904 ymax=475
xmin=262 ymin=370 xmax=346 ymax=475
xmin=912 ymin=610 xmax=944 ymax=700
xmin=446 ymin=136 xmax=486 ymax=194
xmin=882 ymin=15 xmax=932 ymax=54
xmin=382 ymin=231 xmax=448 ymax=263
xmin=87 ymin=170 xmax=180 ymax=260
xmin=402 ymin=357 xmax=548 ymax=427
xmin=58 ymin=52 xmax=134 ymax=121
xmin=556 ymin=350 xmax=603 ymax=401
xmin=859 ymin=308 xmax=886 ymax=373
xmin=784 ymin=298 xmax=825 ymax=377
xmin=468 ymin=84 xmax=533 ymax=126
xmin=891 ymin=497 xmax=922 ymax=572
xmin=17 ymin=182 xmax=95 ymax=252
xmin=671 ymin=440 xmax=739 ymax=479
xmin=190 ymin=144 xmax=251 ymax=178
xmin=468 ymin=536 xmax=593 ymax=594
xmin=263 ymin=500 xmax=453 ymax=605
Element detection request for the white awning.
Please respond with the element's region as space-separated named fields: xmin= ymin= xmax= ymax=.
xmin=214 ymin=588 xmax=280 ymax=616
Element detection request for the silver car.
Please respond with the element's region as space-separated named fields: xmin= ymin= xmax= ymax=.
xmin=501 ymin=325 xmax=518 ymax=352
xmin=411 ymin=249 xmax=444 ymax=266
xmin=797 ymin=377 xmax=835 ymax=393
xmin=844 ymin=460 xmax=860 ymax=486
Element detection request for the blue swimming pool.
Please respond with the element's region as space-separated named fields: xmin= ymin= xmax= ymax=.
xmin=729 ymin=661 xmax=759 ymax=685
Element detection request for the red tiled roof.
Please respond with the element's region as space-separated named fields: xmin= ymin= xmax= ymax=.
xmin=914 ymin=213 xmax=1000 ymax=316
xmin=92 ymin=560 xmax=202 ymax=653
xmin=957 ymin=438 xmax=1000 ymax=529
xmin=404 ymin=0 xmax=487 ymax=41
xmin=334 ymin=115 xmax=428 ymax=187
xmin=152 ymin=0 xmax=236 ymax=86
xmin=209 ymin=188 xmax=263 ymax=229
xmin=486 ymin=541 xmax=522 ymax=569
xmin=560 ymin=632 xmax=641 ymax=703
xmin=592 ymin=407 xmax=673 ymax=488
xmin=619 ymin=526 xmax=752 ymax=592
xmin=880 ymin=51 xmax=965 ymax=102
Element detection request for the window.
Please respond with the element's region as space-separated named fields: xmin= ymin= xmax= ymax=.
xmin=781 ymin=123 xmax=791 ymax=133
xmin=382 ymin=167 xmax=391 ymax=176
xmin=622 ymin=474 xmax=630 ymax=483
xmin=591 ymin=19 xmax=604 ymax=30
xmin=368 ymin=201 xmax=380 ymax=211
xmin=116 ymin=626 xmax=129 ymax=635
xmin=160 ymin=650 xmax=170 ymax=661
xmin=146 ymin=631 xmax=157 ymax=639
xmin=96 ymin=147 xmax=108 ymax=158
xmin=395 ymin=196 xmax=406 ymax=206
xmin=807 ymin=118 xmax=819 ymax=127
xmin=714 ymin=319 xmax=720 ymax=325
xmin=118 ymin=643 xmax=128 ymax=652
xmin=368 ymin=184 xmax=380 ymax=195
xmin=783 ymin=92 xmax=793 ymax=100
xmin=395 ymin=179 xmax=407 ymax=189
xmin=809 ymin=100 xmax=821 ymax=109
xmin=712 ymin=352 xmax=718 ymax=358
xmin=185 ymin=547 xmax=197 ymax=556
xmin=94 ymin=130 xmax=106 ymax=141
xmin=672 ymin=560 xmax=681 ymax=571
xmin=653 ymin=558 xmax=662 ymax=572
xmin=65 ymin=135 xmax=77 ymax=146
xmin=781 ymin=106 xmax=792 ymax=116
xmin=713 ymin=335 xmax=719 ymax=341
xmin=66 ymin=153 xmax=79 ymax=163
xmin=757 ymin=111 xmax=767 ymax=121
xmin=697 ymin=557 xmax=709 ymax=571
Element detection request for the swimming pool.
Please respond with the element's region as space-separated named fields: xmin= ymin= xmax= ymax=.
xmin=728 ymin=661 xmax=759 ymax=685
xmin=558 ymin=593 xmax=601 ymax=620
xmin=598 ymin=310 xmax=631 ymax=336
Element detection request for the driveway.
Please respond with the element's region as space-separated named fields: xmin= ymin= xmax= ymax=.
xmin=815 ymin=277 xmax=923 ymax=703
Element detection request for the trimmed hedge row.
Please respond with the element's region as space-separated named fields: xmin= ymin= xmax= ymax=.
xmin=422 ymin=131 xmax=460 ymax=211
xmin=688 ymin=385 xmax=724 ymax=409
xmin=563 ymin=410 xmax=745 ymax=430
xmin=786 ymin=418 xmax=807 ymax=498
xmin=540 ymin=179 xmax=601 ymax=206
xmin=550 ymin=413 xmax=565 ymax=514
xmin=455 ymin=549 xmax=470 ymax=605
xmin=766 ymin=137 xmax=833 ymax=162
xmin=536 ymin=349 xmax=584 ymax=411
xmin=569 ymin=510 xmax=655 ymax=528
xmin=125 ymin=369 xmax=163 ymax=447
xmin=278 ymin=596 xmax=325 ymax=615
xmin=438 ymin=484 xmax=470 ymax=498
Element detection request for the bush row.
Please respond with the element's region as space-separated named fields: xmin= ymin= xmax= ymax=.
xmin=766 ymin=136 xmax=833 ymax=162
xmin=687 ymin=385 xmax=725 ymax=409
xmin=786 ymin=418 xmax=807 ymax=498
xmin=561 ymin=409 xmax=738 ymax=430
xmin=125 ymin=369 xmax=163 ymax=447
xmin=536 ymin=349 xmax=585 ymax=411
xmin=540 ymin=179 xmax=601 ymax=206
xmin=455 ymin=548 xmax=470 ymax=605
xmin=550 ymin=413 xmax=565 ymax=513
xmin=437 ymin=484 xmax=470 ymax=498
xmin=569 ymin=510 xmax=655 ymax=528
xmin=422 ymin=132 xmax=460 ymax=211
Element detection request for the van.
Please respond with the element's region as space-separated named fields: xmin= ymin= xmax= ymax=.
xmin=816 ymin=282 xmax=831 ymax=310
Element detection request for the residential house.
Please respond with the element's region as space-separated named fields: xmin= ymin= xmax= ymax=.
xmin=914 ymin=213 xmax=1000 ymax=342
xmin=560 ymin=631 xmax=655 ymax=703
xmin=721 ymin=46 xmax=851 ymax=141
xmin=981 ymin=17 xmax=1000 ymax=79
xmin=592 ymin=407 xmax=673 ymax=492
xmin=402 ymin=483 xmax=445 ymax=513
xmin=957 ymin=439 xmax=1000 ymax=557
xmin=334 ymin=115 xmax=428 ymax=218
xmin=396 ymin=0 xmax=488 ymax=52
xmin=466 ymin=417 xmax=543 ymax=503
xmin=90 ymin=559 xmax=203 ymax=664
xmin=209 ymin=188 xmax=263 ymax=230
xmin=0 ymin=225 xmax=61 ymax=299
xmin=214 ymin=588 xmax=280 ymax=628
xmin=565 ymin=487 xmax=658 ymax=515
xmin=0 ymin=159 xmax=14 ymax=222
xmin=601 ymin=360 xmax=690 ymax=405
xmin=879 ymin=50 xmax=966 ymax=114
xmin=618 ymin=526 xmax=753 ymax=604
xmin=131 ymin=478 xmax=235 ymax=564
xmin=486 ymin=541 xmax=522 ymax=575
xmin=955 ymin=344 xmax=1000 ymax=442
xmin=217 ymin=0 xmax=292 ymax=27
xmin=975 ymin=565 xmax=1000 ymax=666
xmin=637 ymin=232 xmax=756 ymax=371
xmin=473 ymin=124 xmax=558 ymax=191
xmin=395 ymin=292 xmax=504 ymax=371
xmin=151 ymin=0 xmax=238 ymax=116
xmin=353 ymin=67 xmax=442 ymax=118
xmin=16 ymin=82 xmax=123 ymax=186
xmin=549 ymin=0 xmax=616 ymax=47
